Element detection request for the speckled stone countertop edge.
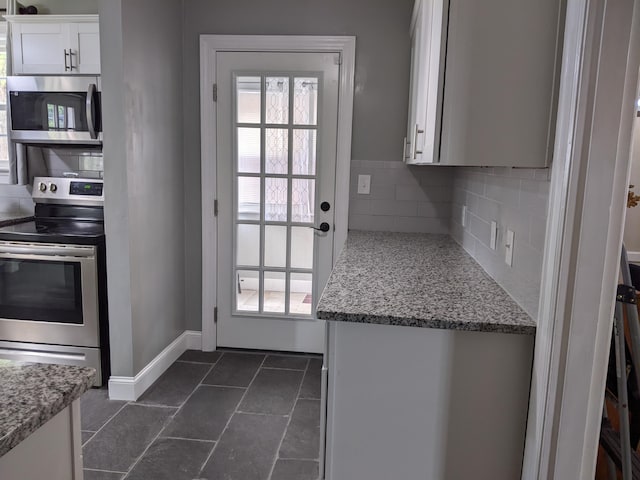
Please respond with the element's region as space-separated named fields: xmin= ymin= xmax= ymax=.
xmin=0 ymin=365 xmax=96 ymax=458
xmin=0 ymin=215 xmax=34 ymax=228
xmin=316 ymin=231 xmax=536 ymax=336
xmin=317 ymin=310 xmax=536 ymax=335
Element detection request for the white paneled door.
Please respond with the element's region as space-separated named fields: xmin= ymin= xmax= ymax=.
xmin=216 ymin=52 xmax=339 ymax=353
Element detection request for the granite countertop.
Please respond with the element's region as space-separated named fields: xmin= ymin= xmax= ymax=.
xmin=0 ymin=362 xmax=96 ymax=457
xmin=0 ymin=214 xmax=33 ymax=228
xmin=317 ymin=231 xmax=536 ymax=335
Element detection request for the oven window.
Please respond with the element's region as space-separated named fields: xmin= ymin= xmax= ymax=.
xmin=0 ymin=258 xmax=83 ymax=324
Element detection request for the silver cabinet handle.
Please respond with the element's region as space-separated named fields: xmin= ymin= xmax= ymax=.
xmin=411 ymin=123 xmax=424 ymax=160
xmin=69 ymin=49 xmax=75 ymax=71
xmin=87 ymin=83 xmax=98 ymax=139
xmin=403 ymin=136 xmax=411 ymax=161
xmin=64 ymin=49 xmax=70 ymax=71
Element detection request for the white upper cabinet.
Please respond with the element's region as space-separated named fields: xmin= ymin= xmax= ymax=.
xmin=7 ymin=15 xmax=100 ymax=75
xmin=406 ymin=0 xmax=562 ymax=167
xmin=405 ymin=0 xmax=447 ymax=165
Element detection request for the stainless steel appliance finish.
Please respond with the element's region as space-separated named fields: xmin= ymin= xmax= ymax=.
xmin=0 ymin=242 xmax=100 ymax=347
xmin=0 ymin=177 xmax=108 ymax=386
xmin=8 ymin=76 xmax=102 ymax=145
xmin=32 ymin=176 xmax=105 ymax=206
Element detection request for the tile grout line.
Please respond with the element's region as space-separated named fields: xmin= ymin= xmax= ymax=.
xmin=118 ymin=353 xmax=223 ymax=479
xmin=83 ymin=467 xmax=128 ymax=474
xmin=197 ymin=353 xmax=268 ymax=477
xmin=81 ymin=400 xmax=129 ymax=453
xmin=266 ymin=357 xmax=310 ymax=480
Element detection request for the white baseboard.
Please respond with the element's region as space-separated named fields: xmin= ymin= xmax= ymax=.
xmin=627 ymin=251 xmax=640 ymax=263
xmin=108 ymin=330 xmax=203 ymax=401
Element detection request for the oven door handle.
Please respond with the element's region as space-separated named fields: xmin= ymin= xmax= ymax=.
xmin=86 ymin=83 xmax=98 ymax=140
xmin=0 ymin=244 xmax=95 ymax=258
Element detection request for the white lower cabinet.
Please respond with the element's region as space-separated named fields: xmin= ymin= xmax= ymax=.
xmin=0 ymin=400 xmax=84 ymax=480
xmin=7 ymin=15 xmax=100 ymax=75
xmin=323 ymin=321 xmax=534 ymax=480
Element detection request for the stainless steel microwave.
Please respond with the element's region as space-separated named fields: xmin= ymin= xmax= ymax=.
xmin=7 ymin=76 xmax=102 ymax=146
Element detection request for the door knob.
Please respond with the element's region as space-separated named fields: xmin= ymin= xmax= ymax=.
xmin=320 ymin=201 xmax=331 ymax=212
xmin=310 ymin=222 xmax=330 ymax=233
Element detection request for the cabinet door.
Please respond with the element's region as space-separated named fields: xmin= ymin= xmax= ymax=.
xmin=67 ymin=23 xmax=101 ymax=74
xmin=439 ymin=0 xmax=560 ymax=167
xmin=405 ymin=0 xmax=448 ymax=165
xmin=11 ymin=23 xmax=68 ymax=74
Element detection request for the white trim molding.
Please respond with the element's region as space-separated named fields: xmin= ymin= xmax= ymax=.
xmin=523 ymin=0 xmax=640 ymax=478
xmin=108 ymin=330 xmax=202 ymax=401
xmin=627 ymin=250 xmax=640 ymax=263
xmin=199 ymin=35 xmax=356 ymax=352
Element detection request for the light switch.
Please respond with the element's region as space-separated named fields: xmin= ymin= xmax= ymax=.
xmin=490 ymin=221 xmax=498 ymax=250
xmin=505 ymin=230 xmax=515 ymax=267
xmin=357 ymin=175 xmax=371 ymax=195
xmin=461 ymin=206 xmax=467 ymax=227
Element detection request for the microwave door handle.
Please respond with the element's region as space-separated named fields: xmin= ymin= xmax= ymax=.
xmin=86 ymin=83 xmax=98 ymax=139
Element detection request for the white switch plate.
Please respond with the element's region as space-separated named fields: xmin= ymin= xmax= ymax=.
xmin=357 ymin=174 xmax=371 ymax=194
xmin=461 ymin=206 xmax=467 ymax=227
xmin=490 ymin=221 xmax=498 ymax=250
xmin=505 ymin=229 xmax=515 ymax=267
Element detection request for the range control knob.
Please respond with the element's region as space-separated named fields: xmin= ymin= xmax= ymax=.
xmin=49 ymin=183 xmax=58 ymax=193
xmin=38 ymin=182 xmax=47 ymax=192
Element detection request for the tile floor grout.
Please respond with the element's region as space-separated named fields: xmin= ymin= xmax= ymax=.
xmin=266 ymin=357 xmax=310 ymax=479
xmin=120 ymin=354 xmax=223 ymax=479
xmin=82 ymin=349 xmax=322 ymax=480
xmin=195 ymin=352 xmax=268 ymax=477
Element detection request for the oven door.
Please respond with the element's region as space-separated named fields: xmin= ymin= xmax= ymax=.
xmin=0 ymin=242 xmax=100 ymax=347
xmin=8 ymin=76 xmax=102 ymax=145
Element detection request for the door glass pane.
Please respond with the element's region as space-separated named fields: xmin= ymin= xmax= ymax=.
xmin=236 ymin=224 xmax=260 ymax=267
xmin=238 ymin=176 xmax=260 ymax=221
xmin=265 ymin=128 xmax=288 ymax=174
xmin=292 ymin=179 xmax=315 ymax=223
xmin=236 ymin=76 xmax=261 ymax=124
xmin=291 ymin=227 xmax=314 ymax=269
xmin=264 ymin=271 xmax=286 ymax=313
xmin=0 ymin=258 xmax=83 ymax=324
xmin=237 ymin=270 xmax=259 ymax=312
xmin=292 ymin=129 xmax=317 ymax=175
xmin=265 ymin=177 xmax=287 ymax=222
xmin=237 ymin=127 xmax=261 ymax=173
xmin=293 ymin=77 xmax=318 ymax=125
xmin=265 ymin=77 xmax=289 ymax=124
xmin=289 ymin=272 xmax=312 ymax=315
xmin=264 ymin=225 xmax=287 ymax=268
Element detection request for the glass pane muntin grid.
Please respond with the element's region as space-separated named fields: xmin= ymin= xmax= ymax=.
xmin=233 ymin=71 xmax=322 ymax=319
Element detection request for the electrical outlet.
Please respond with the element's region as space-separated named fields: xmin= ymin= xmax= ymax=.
xmin=461 ymin=206 xmax=467 ymax=227
xmin=357 ymin=174 xmax=371 ymax=194
xmin=505 ymin=230 xmax=515 ymax=267
xmin=490 ymin=221 xmax=498 ymax=250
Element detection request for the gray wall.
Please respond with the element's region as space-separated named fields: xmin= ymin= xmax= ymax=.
xmin=100 ymin=0 xmax=185 ymax=376
xmin=183 ymin=0 xmax=415 ymax=331
xmin=32 ymin=0 xmax=98 ymax=14
xmin=450 ymin=167 xmax=550 ymax=319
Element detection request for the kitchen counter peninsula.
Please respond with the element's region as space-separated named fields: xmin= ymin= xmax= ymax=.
xmin=0 ymin=361 xmax=95 ymax=479
xmin=318 ymin=231 xmax=535 ymax=480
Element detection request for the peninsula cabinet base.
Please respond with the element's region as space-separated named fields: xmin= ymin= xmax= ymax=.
xmin=324 ymin=321 xmax=534 ymax=480
xmin=0 ymin=400 xmax=84 ymax=480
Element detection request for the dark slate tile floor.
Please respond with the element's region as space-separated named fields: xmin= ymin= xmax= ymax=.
xmin=81 ymin=350 xmax=322 ymax=480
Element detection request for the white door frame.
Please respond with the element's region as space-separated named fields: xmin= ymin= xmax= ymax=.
xmin=200 ymin=35 xmax=356 ymax=351
xmin=523 ymin=0 xmax=640 ymax=478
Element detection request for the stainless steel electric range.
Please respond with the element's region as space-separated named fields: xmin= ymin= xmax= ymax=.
xmin=0 ymin=176 xmax=109 ymax=385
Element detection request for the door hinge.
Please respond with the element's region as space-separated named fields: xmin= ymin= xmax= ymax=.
xmin=214 ymin=199 xmax=218 ymax=216
xmin=213 ymin=83 xmax=217 ymax=102
xmin=214 ymin=306 xmax=218 ymax=324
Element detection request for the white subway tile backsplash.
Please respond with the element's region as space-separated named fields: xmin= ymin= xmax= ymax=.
xmin=349 ymin=160 xmax=454 ymax=234
xmin=451 ymin=166 xmax=551 ymax=320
